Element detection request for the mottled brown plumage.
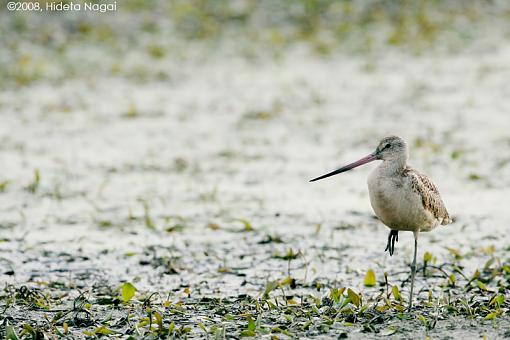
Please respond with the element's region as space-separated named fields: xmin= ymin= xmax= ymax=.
xmin=404 ymin=166 xmax=451 ymax=226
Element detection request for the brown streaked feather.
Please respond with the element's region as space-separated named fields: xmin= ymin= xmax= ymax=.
xmin=403 ymin=166 xmax=451 ymax=225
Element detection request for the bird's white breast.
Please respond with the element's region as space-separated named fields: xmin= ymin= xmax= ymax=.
xmin=367 ymin=165 xmax=437 ymax=232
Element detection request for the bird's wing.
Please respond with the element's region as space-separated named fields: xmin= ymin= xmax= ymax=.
xmin=404 ymin=166 xmax=451 ymax=225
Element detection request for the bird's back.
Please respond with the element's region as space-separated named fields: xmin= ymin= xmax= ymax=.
xmin=403 ymin=166 xmax=451 ymax=226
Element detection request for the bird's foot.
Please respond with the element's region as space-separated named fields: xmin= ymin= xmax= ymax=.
xmin=384 ymin=230 xmax=399 ymax=256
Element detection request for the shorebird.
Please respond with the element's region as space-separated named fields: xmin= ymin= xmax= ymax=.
xmin=310 ymin=136 xmax=451 ymax=310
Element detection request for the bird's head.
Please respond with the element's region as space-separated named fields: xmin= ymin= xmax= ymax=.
xmin=374 ymin=136 xmax=408 ymax=161
xmin=309 ymin=135 xmax=408 ymax=182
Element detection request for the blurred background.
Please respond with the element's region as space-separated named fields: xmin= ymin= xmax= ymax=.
xmin=1 ymin=0 xmax=510 ymax=336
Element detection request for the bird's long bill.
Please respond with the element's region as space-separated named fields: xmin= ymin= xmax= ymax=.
xmin=309 ymin=153 xmax=376 ymax=182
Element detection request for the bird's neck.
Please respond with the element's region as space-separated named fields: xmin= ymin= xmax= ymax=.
xmin=380 ymin=158 xmax=407 ymax=174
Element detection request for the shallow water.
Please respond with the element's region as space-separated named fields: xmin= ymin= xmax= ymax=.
xmin=1 ymin=5 xmax=510 ymax=338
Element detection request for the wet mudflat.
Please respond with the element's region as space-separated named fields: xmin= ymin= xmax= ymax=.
xmin=1 ymin=1 xmax=510 ymax=338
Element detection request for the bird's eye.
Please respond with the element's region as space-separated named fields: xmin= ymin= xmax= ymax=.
xmin=383 ymin=143 xmax=391 ymax=150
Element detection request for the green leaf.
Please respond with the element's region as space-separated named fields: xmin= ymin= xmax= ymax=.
xmin=302 ymin=320 xmax=312 ymax=330
xmin=262 ymin=280 xmax=278 ymax=299
xmin=392 ymin=285 xmax=401 ymax=301
xmin=489 ymin=294 xmax=504 ymax=307
xmin=450 ymin=150 xmax=463 ymax=160
xmin=0 ymin=180 xmax=9 ymax=192
xmin=347 ymin=288 xmax=360 ymax=307
xmin=5 ymin=326 xmax=20 ymax=340
xmin=468 ymin=173 xmax=481 ymax=181
xmin=93 ymin=327 xmax=115 ymax=335
xmin=483 ymin=257 xmax=495 ymax=270
xmin=364 ymin=269 xmax=376 ymax=287
xmin=240 ymin=330 xmax=256 ymax=337
xmin=155 ymin=312 xmax=163 ymax=331
xmin=484 ymin=312 xmax=499 ymax=320
xmin=198 ymin=322 xmax=207 ymax=332
xmin=20 ymin=324 xmax=34 ymax=336
xmin=247 ymin=317 xmax=256 ymax=331
xmin=329 ymin=287 xmax=340 ymax=302
xmin=121 ymin=282 xmax=137 ymax=302
xmin=423 ymin=251 xmax=432 ymax=263
xmin=476 ymin=280 xmax=488 ymax=291
xmin=237 ymin=219 xmax=253 ymax=231
xmin=265 ymin=300 xmax=277 ymax=310
xmin=449 ymin=274 xmax=456 ymax=285
xmin=279 ymin=276 xmax=295 ymax=287
xmin=417 ymin=314 xmax=428 ymax=326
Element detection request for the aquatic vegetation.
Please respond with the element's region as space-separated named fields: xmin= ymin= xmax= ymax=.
xmin=1 ymin=249 xmax=509 ymax=337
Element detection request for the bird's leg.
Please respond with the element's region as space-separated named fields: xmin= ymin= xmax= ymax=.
xmin=408 ymin=233 xmax=418 ymax=311
xmin=384 ymin=230 xmax=399 ymax=256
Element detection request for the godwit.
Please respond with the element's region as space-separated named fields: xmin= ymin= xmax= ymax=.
xmin=310 ymin=136 xmax=451 ymax=310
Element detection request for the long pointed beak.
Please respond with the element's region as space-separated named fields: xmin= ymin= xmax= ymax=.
xmin=309 ymin=153 xmax=377 ymax=182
